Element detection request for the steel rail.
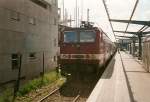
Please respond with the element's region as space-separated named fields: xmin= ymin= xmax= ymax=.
xmin=38 ymin=88 xmax=60 ymax=102
xmin=72 ymin=94 xmax=80 ymax=102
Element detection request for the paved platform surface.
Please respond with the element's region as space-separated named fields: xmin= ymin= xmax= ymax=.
xmin=87 ymin=52 xmax=150 ymax=102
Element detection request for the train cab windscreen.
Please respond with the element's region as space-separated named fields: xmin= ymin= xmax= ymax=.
xmin=64 ymin=31 xmax=77 ymax=43
xmin=80 ymin=31 xmax=96 ymax=43
xmin=63 ymin=30 xmax=96 ymax=43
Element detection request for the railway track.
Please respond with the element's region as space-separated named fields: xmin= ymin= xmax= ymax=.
xmin=38 ymin=88 xmax=85 ymax=102
xmin=37 ymin=59 xmax=113 ymax=102
xmin=36 ymin=64 xmax=103 ymax=102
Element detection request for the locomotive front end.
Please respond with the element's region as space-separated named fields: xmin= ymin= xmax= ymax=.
xmin=59 ymin=28 xmax=102 ymax=74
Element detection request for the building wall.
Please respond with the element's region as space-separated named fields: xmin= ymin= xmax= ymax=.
xmin=0 ymin=0 xmax=58 ymax=84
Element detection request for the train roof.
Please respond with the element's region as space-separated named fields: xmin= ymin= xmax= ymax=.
xmin=63 ymin=27 xmax=99 ymax=31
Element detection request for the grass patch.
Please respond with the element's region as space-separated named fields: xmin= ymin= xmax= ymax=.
xmin=0 ymin=88 xmax=13 ymax=102
xmin=0 ymin=70 xmax=65 ymax=102
xmin=17 ymin=70 xmax=62 ymax=96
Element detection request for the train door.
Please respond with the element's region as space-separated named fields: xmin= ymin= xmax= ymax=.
xmin=100 ymin=32 xmax=105 ymax=65
xmin=102 ymin=34 xmax=106 ymax=64
xmin=143 ymin=42 xmax=147 ymax=71
xmin=143 ymin=43 xmax=147 ymax=71
xmin=146 ymin=43 xmax=149 ymax=72
xmin=148 ymin=42 xmax=150 ymax=72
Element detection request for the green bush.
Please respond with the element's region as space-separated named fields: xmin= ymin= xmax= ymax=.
xmin=17 ymin=70 xmax=61 ymax=96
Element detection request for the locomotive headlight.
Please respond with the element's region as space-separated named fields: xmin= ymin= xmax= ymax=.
xmin=86 ymin=54 xmax=90 ymax=58
xmin=86 ymin=54 xmax=95 ymax=59
xmin=86 ymin=54 xmax=99 ymax=59
xmin=91 ymin=54 xmax=96 ymax=59
xmin=61 ymin=54 xmax=69 ymax=59
xmin=76 ymin=44 xmax=80 ymax=48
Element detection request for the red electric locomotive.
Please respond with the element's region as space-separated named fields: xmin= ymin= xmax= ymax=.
xmin=59 ymin=22 xmax=116 ymax=75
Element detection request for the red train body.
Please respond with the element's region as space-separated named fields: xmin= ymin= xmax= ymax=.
xmin=59 ymin=26 xmax=116 ymax=74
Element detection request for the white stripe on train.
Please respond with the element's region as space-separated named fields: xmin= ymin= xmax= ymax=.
xmin=60 ymin=54 xmax=104 ymax=60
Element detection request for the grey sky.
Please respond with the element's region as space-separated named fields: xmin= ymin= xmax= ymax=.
xmin=58 ymin=0 xmax=150 ymax=41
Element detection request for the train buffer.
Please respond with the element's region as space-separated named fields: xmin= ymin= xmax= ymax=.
xmin=87 ymin=51 xmax=150 ymax=102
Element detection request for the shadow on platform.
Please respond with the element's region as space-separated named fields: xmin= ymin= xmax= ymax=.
xmin=100 ymin=58 xmax=116 ymax=79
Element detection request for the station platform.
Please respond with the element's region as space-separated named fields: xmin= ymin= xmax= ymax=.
xmin=87 ymin=51 xmax=150 ymax=102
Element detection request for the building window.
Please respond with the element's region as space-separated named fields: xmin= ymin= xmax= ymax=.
xmin=29 ymin=17 xmax=36 ymax=25
xmin=58 ymin=8 xmax=61 ymax=20
xmin=30 ymin=0 xmax=48 ymax=9
xmin=54 ymin=18 xmax=57 ymax=25
xmin=29 ymin=53 xmax=36 ymax=60
xmin=11 ymin=54 xmax=19 ymax=69
xmin=11 ymin=11 xmax=20 ymax=21
xmin=54 ymin=56 xmax=56 ymax=62
xmin=54 ymin=38 xmax=57 ymax=47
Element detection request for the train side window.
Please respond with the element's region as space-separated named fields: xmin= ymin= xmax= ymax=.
xmin=99 ymin=32 xmax=101 ymax=39
xmin=11 ymin=54 xmax=19 ymax=69
xmin=100 ymin=32 xmax=103 ymax=41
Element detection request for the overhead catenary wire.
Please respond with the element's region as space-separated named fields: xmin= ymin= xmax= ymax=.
xmin=76 ymin=0 xmax=78 ymax=27
xmin=78 ymin=7 xmax=80 ymax=27
xmin=62 ymin=0 xmax=65 ymax=23
xmin=102 ymin=0 xmax=117 ymax=42
xmin=81 ymin=0 xmax=84 ymax=22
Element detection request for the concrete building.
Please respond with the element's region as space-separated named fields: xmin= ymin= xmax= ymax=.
xmin=0 ymin=0 xmax=59 ymax=84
